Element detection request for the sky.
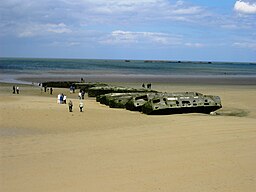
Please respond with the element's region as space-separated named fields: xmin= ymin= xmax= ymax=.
xmin=0 ymin=0 xmax=256 ymax=62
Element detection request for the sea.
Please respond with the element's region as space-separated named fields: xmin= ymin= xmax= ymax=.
xmin=0 ymin=58 xmax=256 ymax=84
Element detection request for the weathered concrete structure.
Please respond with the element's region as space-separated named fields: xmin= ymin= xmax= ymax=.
xmin=88 ymin=86 xmax=156 ymax=97
xmin=42 ymin=81 xmax=222 ymax=115
xmin=97 ymin=91 xmax=221 ymax=115
xmin=141 ymin=92 xmax=222 ymax=115
xmin=75 ymin=82 xmax=108 ymax=92
xmin=42 ymin=81 xmax=78 ymax=88
xmin=97 ymin=93 xmax=134 ymax=106
xmin=125 ymin=93 xmax=159 ymax=111
xmin=97 ymin=93 xmax=148 ymax=108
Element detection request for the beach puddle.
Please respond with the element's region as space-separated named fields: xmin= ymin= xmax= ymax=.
xmin=215 ymin=108 xmax=249 ymax=117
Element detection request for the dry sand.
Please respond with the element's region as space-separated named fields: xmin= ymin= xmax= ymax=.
xmin=1 ymin=82 xmax=256 ymax=192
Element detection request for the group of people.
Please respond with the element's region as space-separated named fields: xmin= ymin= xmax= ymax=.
xmin=57 ymin=93 xmax=67 ymax=104
xmin=12 ymin=85 xmax=20 ymax=94
xmin=42 ymin=86 xmax=53 ymax=94
xmin=56 ymin=86 xmax=86 ymax=112
xmin=68 ymin=100 xmax=84 ymax=112
xmin=142 ymin=83 xmax=152 ymax=89
xmin=57 ymin=92 xmax=84 ymax=113
xmin=66 ymin=87 xmax=85 ymax=112
xmin=78 ymin=90 xmax=85 ymax=100
xmin=69 ymin=85 xmax=76 ymax=94
xmin=11 ymin=83 xmax=84 ymax=113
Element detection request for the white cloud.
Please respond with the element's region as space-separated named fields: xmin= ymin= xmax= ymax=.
xmin=2 ymin=0 xmax=254 ymax=35
xmin=233 ymin=42 xmax=256 ymax=49
xmin=0 ymin=0 xmax=210 ymax=39
xmin=63 ymin=0 xmax=166 ymax=15
xmin=18 ymin=23 xmax=72 ymax=37
xmin=234 ymin=1 xmax=256 ymax=14
xmin=46 ymin=23 xmax=72 ymax=34
xmin=1 ymin=0 xmax=255 ymax=57
xmin=221 ymin=24 xmax=239 ymax=29
xmin=172 ymin=6 xmax=202 ymax=15
xmin=48 ymin=41 xmax=81 ymax=47
xmin=185 ymin=43 xmax=204 ymax=48
xmin=100 ymin=30 xmax=182 ymax=45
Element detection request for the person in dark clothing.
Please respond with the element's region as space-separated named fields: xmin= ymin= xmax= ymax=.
xmin=81 ymin=90 xmax=85 ymax=100
xmin=50 ymin=87 xmax=53 ymax=95
xmin=13 ymin=85 xmax=16 ymax=94
xmin=68 ymin=100 xmax=73 ymax=112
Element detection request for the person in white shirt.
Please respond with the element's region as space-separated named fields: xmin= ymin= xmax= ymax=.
xmin=79 ymin=102 xmax=84 ymax=112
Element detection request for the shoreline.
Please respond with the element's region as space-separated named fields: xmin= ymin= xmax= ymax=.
xmin=1 ymin=73 xmax=256 ymax=85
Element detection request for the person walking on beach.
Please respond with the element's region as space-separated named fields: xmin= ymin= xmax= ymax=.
xmin=63 ymin=95 xmax=67 ymax=104
xmin=60 ymin=94 xmax=64 ymax=104
xmin=57 ymin=94 xmax=61 ymax=104
xmin=81 ymin=90 xmax=85 ymax=100
xmin=72 ymin=85 xmax=75 ymax=93
xmin=68 ymin=100 xmax=73 ymax=112
xmin=16 ymin=86 xmax=20 ymax=94
xmin=13 ymin=85 xmax=16 ymax=94
xmin=50 ymin=87 xmax=53 ymax=95
xmin=79 ymin=102 xmax=84 ymax=112
xmin=78 ymin=92 xmax=82 ymax=100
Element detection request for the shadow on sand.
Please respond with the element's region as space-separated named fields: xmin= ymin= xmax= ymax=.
xmin=215 ymin=108 xmax=249 ymax=117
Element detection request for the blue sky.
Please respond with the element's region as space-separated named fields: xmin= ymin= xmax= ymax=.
xmin=0 ymin=0 xmax=256 ymax=62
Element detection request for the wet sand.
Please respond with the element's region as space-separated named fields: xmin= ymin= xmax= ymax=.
xmin=1 ymin=81 xmax=256 ymax=192
xmin=19 ymin=74 xmax=256 ymax=85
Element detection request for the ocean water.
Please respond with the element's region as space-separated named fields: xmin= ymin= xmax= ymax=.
xmin=1 ymin=58 xmax=256 ymax=75
xmin=0 ymin=58 xmax=256 ymax=84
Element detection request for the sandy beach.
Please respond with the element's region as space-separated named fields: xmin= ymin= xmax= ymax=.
xmin=1 ymin=81 xmax=256 ymax=192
